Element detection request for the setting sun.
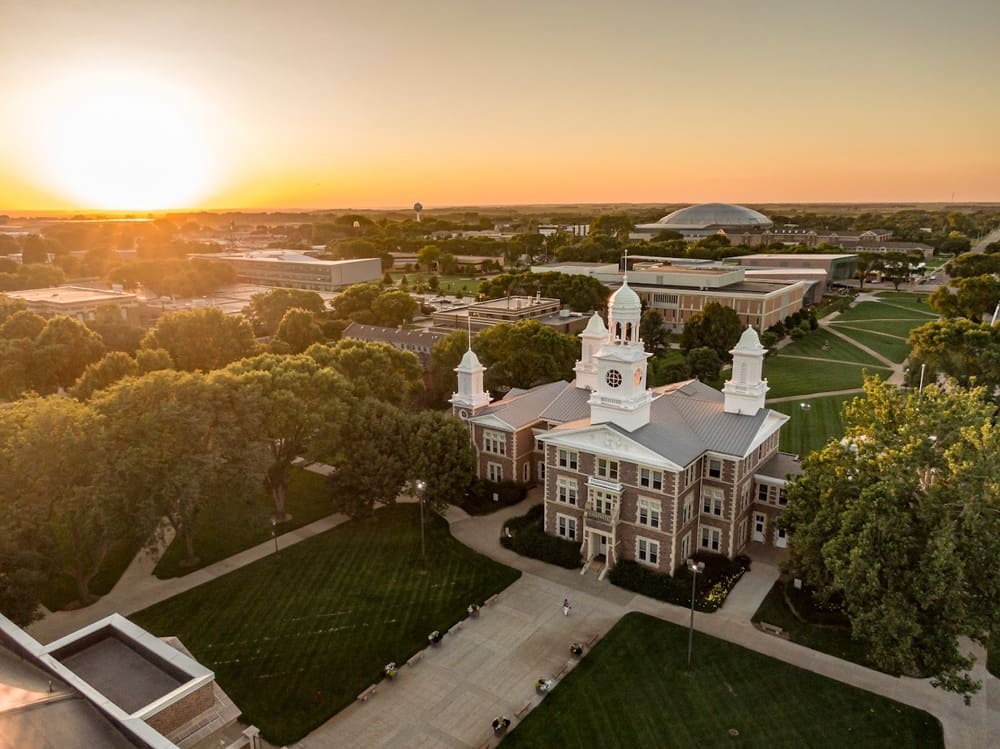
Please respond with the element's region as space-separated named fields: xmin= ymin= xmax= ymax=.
xmin=35 ymin=71 xmax=217 ymax=211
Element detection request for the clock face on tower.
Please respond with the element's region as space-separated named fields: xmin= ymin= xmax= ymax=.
xmin=633 ymin=367 xmax=643 ymax=386
xmin=606 ymin=369 xmax=623 ymax=388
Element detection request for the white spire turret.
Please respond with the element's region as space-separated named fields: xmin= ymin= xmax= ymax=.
xmin=451 ymin=345 xmax=491 ymax=417
xmin=574 ymin=312 xmax=607 ymax=390
xmin=723 ymin=326 xmax=769 ymax=415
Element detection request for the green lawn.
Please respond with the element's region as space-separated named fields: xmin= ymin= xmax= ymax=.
xmin=830 ymin=319 xmax=928 ymax=338
xmin=132 ymin=504 xmax=520 ymax=746
xmin=38 ymin=536 xmax=143 ymax=612
xmin=872 ymin=291 xmax=936 ymax=309
xmin=763 ymin=357 xmax=888 ymax=398
xmin=769 ymin=394 xmax=855 ymax=456
xmin=389 ymin=272 xmax=485 ymax=295
xmin=774 ymin=329 xmax=883 ymax=365
xmin=835 ymin=301 xmax=937 ymax=322
xmin=505 ymin=613 xmax=942 ymax=749
xmin=154 ymin=467 xmax=335 ymax=579
xmin=827 ymin=327 xmax=911 ymax=363
xmin=752 ymin=582 xmax=876 ymax=671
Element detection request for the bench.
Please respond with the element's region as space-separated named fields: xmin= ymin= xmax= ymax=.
xmin=758 ymin=622 xmax=786 ymax=637
xmin=406 ymin=652 xmax=423 ymax=667
xmin=585 ymin=633 xmax=600 ymax=647
xmin=515 ymin=701 xmax=532 ymax=718
xmin=484 ymin=594 xmax=500 ymax=607
xmin=357 ymin=684 xmax=378 ymax=702
xmin=553 ymin=662 xmax=569 ymax=679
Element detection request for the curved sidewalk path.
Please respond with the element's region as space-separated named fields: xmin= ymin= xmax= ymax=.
xmin=295 ymin=494 xmax=996 ymax=749
xmin=27 ymin=512 xmax=351 ymax=645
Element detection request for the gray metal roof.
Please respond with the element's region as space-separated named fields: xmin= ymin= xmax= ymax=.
xmin=618 ymin=380 xmax=774 ymax=461
xmin=757 ymin=451 xmax=803 ymax=480
xmin=538 ymin=384 xmax=592 ymax=424
xmin=474 ymin=380 xmax=570 ymax=429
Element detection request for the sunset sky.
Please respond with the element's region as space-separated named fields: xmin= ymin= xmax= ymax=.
xmin=1 ymin=0 xmax=998 ymax=212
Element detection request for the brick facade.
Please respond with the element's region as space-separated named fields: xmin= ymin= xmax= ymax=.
xmin=145 ymin=682 xmax=215 ymax=735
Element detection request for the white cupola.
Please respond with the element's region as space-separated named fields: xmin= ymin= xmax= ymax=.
xmin=574 ymin=311 xmax=607 ymax=390
xmin=588 ymin=263 xmax=652 ymax=431
xmin=451 ymin=347 xmax=491 ymax=418
xmin=723 ymin=326 xmax=769 ymax=415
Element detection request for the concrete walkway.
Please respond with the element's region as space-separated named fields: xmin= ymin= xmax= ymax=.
xmin=25 ymin=484 xmax=996 ymax=748
xmin=294 ymin=494 xmax=997 ymax=749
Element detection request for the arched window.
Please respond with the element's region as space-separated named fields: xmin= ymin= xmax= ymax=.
xmin=625 ymin=323 xmax=632 ymax=341
xmin=615 ymin=323 xmax=622 ymax=341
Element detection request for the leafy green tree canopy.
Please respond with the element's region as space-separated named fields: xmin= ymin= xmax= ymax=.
xmin=243 ymin=288 xmax=325 ymax=336
xmin=475 ymin=320 xmax=578 ymax=391
xmin=780 ymin=378 xmax=1000 ymax=700
xmin=140 ymin=307 xmax=256 ymax=372
xmin=680 ymin=302 xmax=742 ymax=359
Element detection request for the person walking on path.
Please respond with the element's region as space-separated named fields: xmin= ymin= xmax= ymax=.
xmin=563 ymin=598 xmax=571 ymax=616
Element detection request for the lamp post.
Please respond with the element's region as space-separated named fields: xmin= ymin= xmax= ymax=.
xmin=686 ymin=558 xmax=705 ymax=670
xmin=271 ymin=518 xmax=278 ymax=554
xmin=799 ymin=402 xmax=812 ymax=459
xmin=416 ymin=480 xmax=426 ymax=562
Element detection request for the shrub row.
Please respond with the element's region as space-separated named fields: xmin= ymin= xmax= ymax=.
xmin=609 ymin=553 xmax=751 ymax=613
xmin=500 ymin=506 xmax=580 ymax=569
xmin=461 ymin=479 xmax=528 ymax=516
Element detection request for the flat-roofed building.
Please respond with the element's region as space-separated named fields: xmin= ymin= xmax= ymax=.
xmin=4 ymin=286 xmax=139 ymax=322
xmin=533 ymin=261 xmax=806 ymax=331
xmin=191 ymin=251 xmax=381 ymax=292
xmin=430 ymin=295 xmax=591 ymax=335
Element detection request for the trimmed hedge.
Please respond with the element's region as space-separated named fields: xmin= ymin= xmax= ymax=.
xmin=609 ymin=553 xmax=750 ymax=613
xmin=500 ymin=505 xmax=581 ymax=569
xmin=461 ymin=478 xmax=528 ymax=516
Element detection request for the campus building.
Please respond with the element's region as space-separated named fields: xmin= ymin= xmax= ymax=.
xmin=451 ymin=274 xmax=798 ymax=573
xmin=632 ymin=203 xmax=773 ymax=241
xmin=534 ymin=261 xmax=807 ymax=331
xmin=190 ymin=251 xmax=381 ymax=292
xmin=3 ymin=286 xmax=140 ymax=322
xmin=0 ymin=613 xmax=248 ymax=749
xmin=431 ymin=295 xmax=591 ymax=336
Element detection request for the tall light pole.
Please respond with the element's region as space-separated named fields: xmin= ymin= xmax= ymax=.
xmin=799 ymin=402 xmax=812 ymax=459
xmin=416 ymin=480 xmax=426 ymax=562
xmin=686 ymin=558 xmax=705 ymax=670
xmin=271 ymin=518 xmax=278 ymax=555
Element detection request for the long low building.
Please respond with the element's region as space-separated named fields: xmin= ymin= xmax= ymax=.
xmin=532 ymin=261 xmax=807 ymax=331
xmin=3 ymin=286 xmax=139 ymax=322
xmin=190 ymin=251 xmax=381 ymax=292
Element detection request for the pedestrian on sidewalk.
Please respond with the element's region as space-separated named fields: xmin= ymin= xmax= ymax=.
xmin=563 ymin=598 xmax=571 ymax=616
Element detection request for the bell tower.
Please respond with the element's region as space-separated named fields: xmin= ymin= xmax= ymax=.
xmin=588 ymin=260 xmax=652 ymax=431
xmin=451 ymin=346 xmax=491 ymax=419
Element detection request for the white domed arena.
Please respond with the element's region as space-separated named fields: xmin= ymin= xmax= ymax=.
xmin=633 ymin=202 xmax=772 ymax=240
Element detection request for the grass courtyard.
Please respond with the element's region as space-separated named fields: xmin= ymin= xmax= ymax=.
xmin=154 ymin=467 xmax=334 ymax=579
xmin=769 ymin=394 xmax=854 ymax=456
xmin=505 ymin=613 xmax=942 ymax=748
xmin=388 ymin=272 xmax=485 ymax=295
xmin=763 ymin=357 xmax=888 ymax=399
xmin=132 ymin=504 xmax=520 ymax=745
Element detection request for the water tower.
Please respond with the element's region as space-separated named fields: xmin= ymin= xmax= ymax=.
xmin=413 ymin=202 xmax=423 ymax=222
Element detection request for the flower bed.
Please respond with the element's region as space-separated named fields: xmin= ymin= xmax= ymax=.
xmin=608 ymin=553 xmax=750 ymax=612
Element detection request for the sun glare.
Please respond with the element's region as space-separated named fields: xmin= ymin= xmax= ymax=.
xmin=37 ymin=72 xmax=217 ymax=211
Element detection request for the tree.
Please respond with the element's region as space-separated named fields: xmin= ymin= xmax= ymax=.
xmin=639 ymin=309 xmax=667 ymax=353
xmin=907 ymin=318 xmax=1000 ymax=397
xmin=220 ymin=355 xmax=348 ymax=519
xmin=680 ymin=302 xmax=742 ymax=359
xmin=417 ymin=244 xmax=441 ymax=271
xmin=140 ymin=307 xmax=256 ymax=372
xmin=31 ymin=316 xmax=106 ymax=393
xmin=929 ymin=275 xmax=1000 ymax=321
xmin=135 ymin=347 xmax=174 ymax=373
xmin=0 ymin=310 xmax=46 ymax=341
xmin=427 ymin=330 xmax=469 ymax=407
xmin=371 ymin=289 xmax=419 ymax=327
xmin=330 ymin=282 xmax=381 ymax=320
xmin=0 ymin=397 xmax=128 ymax=605
xmin=243 ymin=288 xmax=326 ymax=336
xmin=854 ymin=252 xmax=883 ymax=291
xmin=0 ymin=294 xmax=27 ymax=325
xmin=87 ymin=305 xmax=145 ymax=354
xmin=71 ymin=351 xmax=139 ymax=400
xmin=93 ymin=370 xmax=267 ymax=568
xmin=307 ymin=339 xmax=424 ymax=407
xmin=408 ymin=411 xmax=476 ymax=510
xmin=948 ymin=252 xmax=1000 ymax=279
xmin=272 ymin=308 xmax=325 ymax=354
xmin=880 ymin=252 xmax=912 ymax=291
xmin=686 ymin=346 xmax=722 ymax=381
xmin=327 ymin=398 xmax=410 ymax=518
xmin=779 ymin=378 xmax=1000 ymax=700
xmin=475 ymin=320 xmax=578 ymax=391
